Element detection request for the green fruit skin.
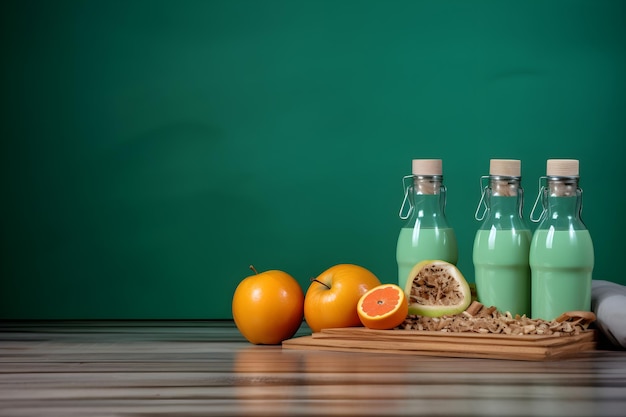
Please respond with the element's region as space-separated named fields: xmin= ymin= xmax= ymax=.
xmin=407 ymin=294 xmax=471 ymax=317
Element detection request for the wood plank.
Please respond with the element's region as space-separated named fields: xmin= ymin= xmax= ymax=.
xmin=317 ymin=327 xmax=594 ymax=346
xmin=282 ymin=328 xmax=597 ymax=361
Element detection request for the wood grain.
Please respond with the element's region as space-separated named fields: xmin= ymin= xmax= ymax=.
xmin=282 ymin=328 xmax=597 ymax=361
xmin=1 ymin=321 xmax=625 ymax=417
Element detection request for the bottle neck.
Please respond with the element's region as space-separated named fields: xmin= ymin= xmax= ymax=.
xmin=403 ymin=175 xmax=449 ymax=227
xmin=547 ymin=176 xmax=578 ymax=197
xmin=537 ymin=177 xmax=586 ymax=230
xmin=413 ymin=175 xmax=442 ymax=195
xmin=478 ymin=177 xmax=527 ymax=230
xmin=490 ymin=177 xmax=521 ymax=197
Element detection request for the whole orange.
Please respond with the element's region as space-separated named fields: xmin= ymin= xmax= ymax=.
xmin=304 ymin=264 xmax=381 ymax=333
xmin=232 ymin=266 xmax=304 ymax=344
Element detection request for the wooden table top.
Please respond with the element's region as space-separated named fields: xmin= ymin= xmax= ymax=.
xmin=1 ymin=320 xmax=625 ymax=417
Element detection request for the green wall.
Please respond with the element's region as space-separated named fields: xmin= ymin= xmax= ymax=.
xmin=2 ymin=0 xmax=625 ymax=319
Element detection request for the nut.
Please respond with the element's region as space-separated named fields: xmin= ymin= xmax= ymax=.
xmin=397 ymin=302 xmax=595 ymax=336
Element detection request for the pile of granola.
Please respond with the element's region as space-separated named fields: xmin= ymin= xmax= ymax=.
xmin=397 ymin=301 xmax=596 ymax=336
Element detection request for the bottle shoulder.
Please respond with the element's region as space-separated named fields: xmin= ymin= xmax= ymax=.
xmin=478 ymin=213 xmax=530 ymax=231
xmin=534 ymin=215 xmax=588 ymax=231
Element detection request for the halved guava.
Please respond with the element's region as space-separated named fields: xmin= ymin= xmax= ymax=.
xmin=403 ymin=260 xmax=472 ymax=317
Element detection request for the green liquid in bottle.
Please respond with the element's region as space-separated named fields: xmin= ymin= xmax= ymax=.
xmin=473 ymin=228 xmax=531 ymax=316
xmin=530 ymin=229 xmax=594 ymax=320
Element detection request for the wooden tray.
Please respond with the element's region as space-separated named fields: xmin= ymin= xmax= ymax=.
xmin=282 ymin=327 xmax=597 ymax=361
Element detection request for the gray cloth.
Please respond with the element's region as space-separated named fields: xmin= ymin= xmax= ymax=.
xmin=592 ymin=280 xmax=626 ymax=349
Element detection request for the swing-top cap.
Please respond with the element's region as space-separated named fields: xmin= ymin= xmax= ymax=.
xmin=546 ymin=159 xmax=579 ymax=177
xmin=489 ymin=159 xmax=521 ymax=177
xmin=412 ymin=159 xmax=442 ymax=176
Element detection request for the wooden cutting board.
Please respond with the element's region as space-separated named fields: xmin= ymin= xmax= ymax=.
xmin=282 ymin=327 xmax=597 ymax=361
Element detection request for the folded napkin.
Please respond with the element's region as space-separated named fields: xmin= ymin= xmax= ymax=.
xmin=592 ymin=280 xmax=626 ymax=349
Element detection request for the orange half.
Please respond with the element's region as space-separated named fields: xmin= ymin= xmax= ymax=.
xmin=357 ymin=284 xmax=408 ymax=330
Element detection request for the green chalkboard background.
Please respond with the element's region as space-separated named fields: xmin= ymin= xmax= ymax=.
xmin=2 ymin=0 xmax=625 ymax=319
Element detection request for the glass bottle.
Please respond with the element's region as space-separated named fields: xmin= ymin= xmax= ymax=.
xmin=472 ymin=159 xmax=531 ymax=317
xmin=396 ymin=159 xmax=458 ymax=291
xmin=529 ymin=159 xmax=594 ymax=321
